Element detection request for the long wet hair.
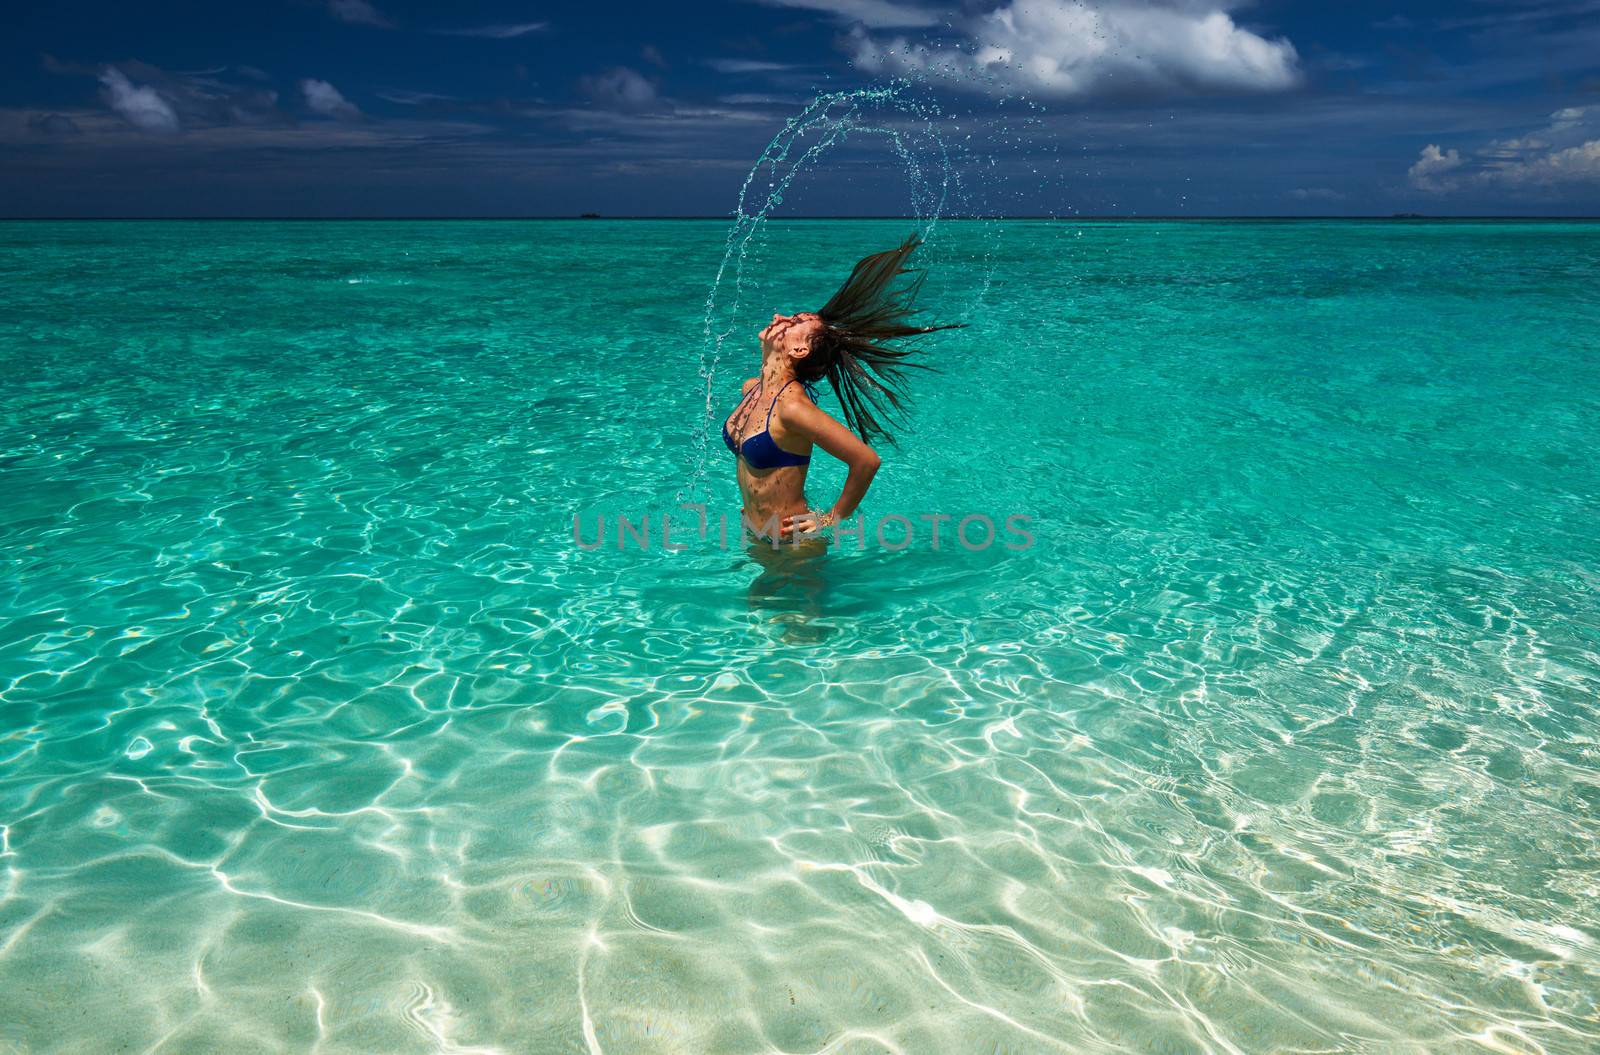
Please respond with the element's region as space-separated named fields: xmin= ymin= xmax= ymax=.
xmin=800 ymin=234 xmax=962 ymax=445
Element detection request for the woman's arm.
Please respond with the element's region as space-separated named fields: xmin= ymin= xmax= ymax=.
xmin=776 ymin=399 xmax=881 ymax=539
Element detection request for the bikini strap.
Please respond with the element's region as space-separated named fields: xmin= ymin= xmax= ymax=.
xmin=728 ymin=381 xmax=761 ymax=436
xmin=766 ymin=379 xmax=800 ymax=429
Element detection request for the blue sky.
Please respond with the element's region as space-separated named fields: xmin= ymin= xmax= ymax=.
xmin=3 ymin=1 xmax=1599 ymax=216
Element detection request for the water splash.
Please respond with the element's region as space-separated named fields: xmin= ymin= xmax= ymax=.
xmin=681 ymin=81 xmax=1001 ymax=499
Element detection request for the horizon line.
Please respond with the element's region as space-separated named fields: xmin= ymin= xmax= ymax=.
xmin=5 ymin=214 xmax=1600 ymax=222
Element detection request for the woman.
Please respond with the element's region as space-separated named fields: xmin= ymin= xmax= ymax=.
xmin=722 ymin=234 xmax=961 ymax=546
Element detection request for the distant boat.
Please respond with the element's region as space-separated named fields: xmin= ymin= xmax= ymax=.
xmin=579 ymin=212 xmax=602 ymax=219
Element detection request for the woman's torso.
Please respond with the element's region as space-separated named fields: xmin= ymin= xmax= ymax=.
xmin=724 ymin=379 xmax=814 ymax=537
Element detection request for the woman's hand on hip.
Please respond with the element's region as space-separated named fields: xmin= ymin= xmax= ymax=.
xmin=779 ymin=509 xmax=835 ymax=540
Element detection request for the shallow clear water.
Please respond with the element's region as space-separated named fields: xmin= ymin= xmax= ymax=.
xmin=2 ymin=219 xmax=1599 ymax=1054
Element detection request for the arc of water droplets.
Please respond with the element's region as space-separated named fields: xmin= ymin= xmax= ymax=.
xmin=681 ymin=81 xmax=988 ymax=500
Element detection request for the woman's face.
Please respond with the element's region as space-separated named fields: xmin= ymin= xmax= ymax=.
xmin=759 ymin=312 xmax=824 ymax=360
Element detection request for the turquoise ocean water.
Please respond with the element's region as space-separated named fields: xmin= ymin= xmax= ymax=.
xmin=2 ymin=219 xmax=1598 ymax=1053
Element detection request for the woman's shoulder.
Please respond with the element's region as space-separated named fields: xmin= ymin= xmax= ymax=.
xmin=772 ymin=382 xmax=829 ymax=426
xmin=741 ymin=376 xmax=760 ymax=394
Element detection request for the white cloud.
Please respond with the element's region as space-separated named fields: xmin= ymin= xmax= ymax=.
xmin=1289 ymin=186 xmax=1346 ymax=201
xmin=1410 ymin=107 xmax=1600 ymax=191
xmin=328 ymin=0 xmax=392 ymax=28
xmin=1408 ymin=143 xmax=1463 ymax=190
xmin=376 ymin=89 xmax=458 ymax=106
xmin=300 ymin=79 xmax=362 ymax=120
xmin=1487 ymin=138 xmax=1600 ymax=186
xmin=847 ymin=1 xmax=1300 ymax=100
xmin=718 ymin=93 xmax=806 ymax=105
xmin=578 ymin=67 xmax=659 ymax=111
xmin=1482 ymin=107 xmax=1589 ymax=157
xmin=435 ymin=22 xmax=549 ymax=39
xmin=707 ymin=59 xmax=806 ymax=74
xmin=98 ymin=67 xmax=180 ymax=133
xmin=752 ymin=0 xmax=938 ymax=29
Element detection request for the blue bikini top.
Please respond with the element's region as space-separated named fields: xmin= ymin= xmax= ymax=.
xmin=723 ymin=379 xmax=814 ymax=469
